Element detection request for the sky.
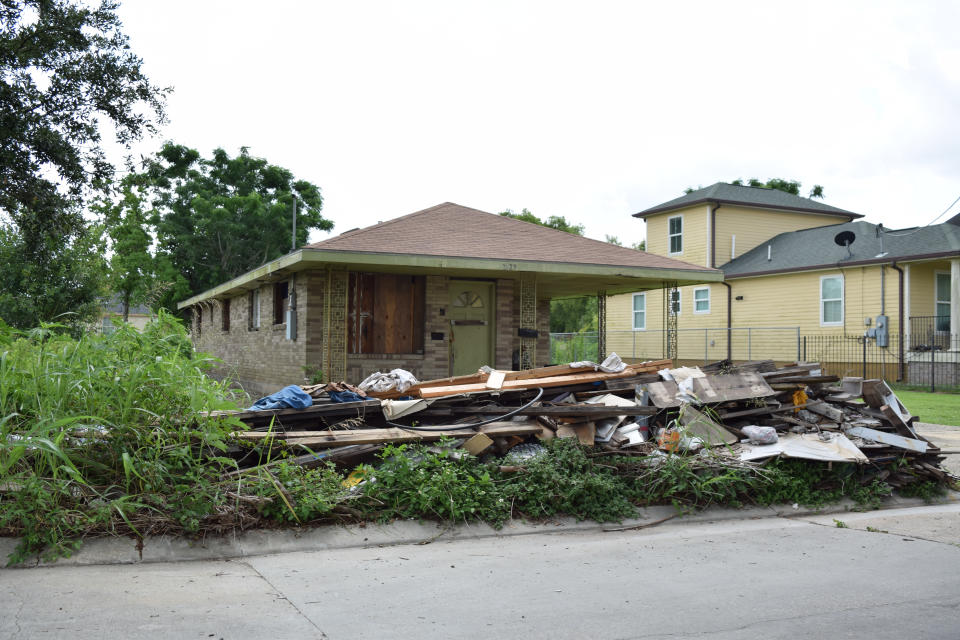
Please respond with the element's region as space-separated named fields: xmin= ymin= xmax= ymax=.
xmin=113 ymin=0 xmax=960 ymax=247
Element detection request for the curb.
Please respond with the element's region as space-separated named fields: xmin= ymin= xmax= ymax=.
xmin=2 ymin=492 xmax=957 ymax=569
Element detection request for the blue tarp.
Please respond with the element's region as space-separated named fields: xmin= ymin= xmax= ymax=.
xmin=246 ymin=385 xmax=313 ymax=412
xmin=328 ymin=390 xmax=366 ymax=403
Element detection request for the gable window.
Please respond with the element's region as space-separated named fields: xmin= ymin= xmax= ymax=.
xmin=632 ymin=293 xmax=646 ymax=330
xmin=249 ymin=289 xmax=261 ymax=330
xmin=348 ymin=273 xmax=426 ymax=354
xmin=273 ymin=281 xmax=289 ymax=325
xmin=668 ymin=216 xmax=683 ymax=255
xmin=935 ymin=272 xmax=950 ymax=332
xmin=693 ymin=287 xmax=710 ymax=314
xmin=221 ymin=299 xmax=231 ymax=332
xmin=669 ymin=289 xmax=681 ymax=315
xmin=820 ymin=275 xmax=843 ymax=326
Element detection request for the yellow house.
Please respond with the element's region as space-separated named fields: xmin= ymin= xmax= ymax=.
xmin=606 ymin=183 xmax=960 ymax=382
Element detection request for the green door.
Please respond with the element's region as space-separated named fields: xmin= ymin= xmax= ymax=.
xmin=449 ymin=281 xmax=494 ymax=376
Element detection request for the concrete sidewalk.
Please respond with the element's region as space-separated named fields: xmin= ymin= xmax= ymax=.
xmin=3 ymin=504 xmax=960 ymax=640
xmin=2 ymin=492 xmax=957 ymax=568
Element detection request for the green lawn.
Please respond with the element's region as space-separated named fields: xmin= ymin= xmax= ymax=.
xmin=889 ymin=385 xmax=960 ymax=426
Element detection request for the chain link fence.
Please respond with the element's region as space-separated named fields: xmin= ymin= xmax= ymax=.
xmin=550 ymin=329 xmax=960 ymax=391
xmin=550 ymin=327 xmax=802 ymax=365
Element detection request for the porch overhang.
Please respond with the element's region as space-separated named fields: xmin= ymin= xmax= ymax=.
xmin=177 ymin=248 xmax=723 ymax=309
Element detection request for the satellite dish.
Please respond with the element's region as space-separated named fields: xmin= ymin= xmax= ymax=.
xmin=834 ymin=230 xmax=856 ymax=247
xmin=834 ymin=230 xmax=856 ymax=259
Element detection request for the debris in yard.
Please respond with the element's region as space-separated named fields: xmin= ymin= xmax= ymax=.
xmin=222 ymin=355 xmax=953 ymax=494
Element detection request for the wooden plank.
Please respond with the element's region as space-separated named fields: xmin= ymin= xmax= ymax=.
xmin=806 ymin=400 xmax=844 ymax=422
xmin=845 ymin=426 xmax=929 ymax=453
xmin=236 ymin=423 xmax=541 ymax=447
xmin=418 ymin=404 xmax=656 ymax=418
xmin=206 ymin=399 xmax=382 ymax=424
xmin=574 ymin=422 xmax=596 ymax=445
xmin=645 ymin=372 xmax=776 ymax=408
xmin=420 ymin=367 xmax=655 ymax=398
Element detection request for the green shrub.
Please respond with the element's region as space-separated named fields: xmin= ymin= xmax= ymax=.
xmin=501 ymin=439 xmax=636 ymax=522
xmin=359 ymin=443 xmax=511 ymax=525
xmin=0 ymin=312 xmax=243 ymax=564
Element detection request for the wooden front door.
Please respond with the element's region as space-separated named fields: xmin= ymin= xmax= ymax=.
xmin=449 ymin=281 xmax=494 ymax=376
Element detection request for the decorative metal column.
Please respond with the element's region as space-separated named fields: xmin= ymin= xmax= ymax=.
xmin=663 ymin=281 xmax=678 ymax=360
xmin=597 ymin=290 xmax=607 ymax=361
xmin=519 ymin=272 xmax=537 ymax=370
xmin=322 ymin=269 xmax=349 ymax=382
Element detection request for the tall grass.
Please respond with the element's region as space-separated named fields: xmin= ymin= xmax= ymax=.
xmin=0 ymin=312 xmax=245 ymax=564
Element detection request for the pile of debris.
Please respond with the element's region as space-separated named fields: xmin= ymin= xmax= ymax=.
xmin=221 ymin=356 xmax=951 ymax=489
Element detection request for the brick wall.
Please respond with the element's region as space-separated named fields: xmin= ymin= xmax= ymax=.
xmin=188 ymin=269 xmax=553 ymax=394
xmin=192 ymin=274 xmax=311 ymax=398
xmin=422 ymin=275 xmax=451 ymax=379
xmin=494 ymin=278 xmax=514 ymax=369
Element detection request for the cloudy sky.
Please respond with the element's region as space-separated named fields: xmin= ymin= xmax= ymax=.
xmin=115 ymin=0 xmax=960 ymax=247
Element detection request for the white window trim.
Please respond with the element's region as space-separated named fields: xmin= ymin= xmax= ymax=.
xmin=632 ymin=292 xmax=646 ymax=330
xmin=693 ymin=286 xmax=711 ymax=314
xmin=669 ymin=288 xmax=682 ymax=316
xmin=820 ymin=274 xmax=844 ymax=327
xmin=935 ymin=270 xmax=951 ymax=332
xmin=667 ymin=214 xmax=683 ymax=256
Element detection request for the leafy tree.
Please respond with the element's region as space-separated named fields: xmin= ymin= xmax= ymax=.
xmin=0 ymin=220 xmax=107 ymax=330
xmin=0 ymin=0 xmax=166 ymax=328
xmin=95 ymin=183 xmax=154 ymax=322
xmin=685 ymin=178 xmax=825 ymax=199
xmin=499 ymin=208 xmax=585 ymax=235
xmin=139 ymin=144 xmax=331 ymax=309
xmin=0 ymin=0 xmax=167 ymax=229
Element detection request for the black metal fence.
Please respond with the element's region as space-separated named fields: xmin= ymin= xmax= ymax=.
xmin=801 ymin=333 xmax=960 ymax=391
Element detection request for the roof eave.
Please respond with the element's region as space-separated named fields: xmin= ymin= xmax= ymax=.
xmin=178 ymin=249 xmax=723 ymax=308
xmin=723 ymin=250 xmax=960 ymax=279
xmin=634 ymin=198 xmax=862 ymax=220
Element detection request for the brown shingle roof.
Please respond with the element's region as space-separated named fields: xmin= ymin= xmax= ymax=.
xmin=307 ymin=202 xmax=717 ymax=273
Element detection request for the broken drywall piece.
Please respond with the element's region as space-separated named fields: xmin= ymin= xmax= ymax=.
xmin=678 ymin=406 xmax=739 ymax=446
xmin=739 ymin=432 xmax=868 ymax=463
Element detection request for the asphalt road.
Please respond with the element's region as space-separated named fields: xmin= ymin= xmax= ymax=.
xmin=2 ymin=504 xmax=959 ymax=639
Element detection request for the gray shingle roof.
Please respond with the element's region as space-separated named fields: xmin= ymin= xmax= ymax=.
xmin=634 ymin=182 xmax=862 ymax=219
xmin=721 ymin=220 xmax=960 ymax=278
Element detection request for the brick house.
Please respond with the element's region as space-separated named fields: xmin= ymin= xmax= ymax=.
xmin=179 ymin=203 xmax=720 ymax=396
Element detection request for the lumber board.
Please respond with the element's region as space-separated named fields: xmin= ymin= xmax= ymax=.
xmin=235 ymin=423 xmax=542 ymax=447
xmin=418 ymin=367 xmax=656 ymax=398
xmin=368 ymin=359 xmax=672 ymax=399
xmin=417 ymin=404 xmax=657 ymax=418
xmin=207 ymin=399 xmax=382 ymax=424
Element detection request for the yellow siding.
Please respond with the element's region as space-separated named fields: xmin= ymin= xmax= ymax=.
xmin=906 ymin=260 xmax=952 ymax=318
xmin=605 ymin=265 xmax=912 ymax=363
xmin=714 ymin=206 xmax=846 ymax=266
xmin=644 ymin=204 xmax=710 ymax=267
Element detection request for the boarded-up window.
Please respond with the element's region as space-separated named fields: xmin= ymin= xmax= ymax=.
xmin=274 ymin=281 xmax=289 ymax=325
xmin=348 ymin=273 xmax=425 ymax=354
xmin=222 ymin=299 xmax=231 ymax=332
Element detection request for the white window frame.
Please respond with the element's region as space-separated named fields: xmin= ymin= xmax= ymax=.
xmin=667 ymin=215 xmax=683 ymax=255
xmin=632 ymin=292 xmax=646 ymax=330
xmin=820 ymin=274 xmax=844 ymax=327
xmin=668 ymin=288 xmax=682 ymax=316
xmin=935 ymin=271 xmax=950 ymax=332
xmin=693 ymin=286 xmax=711 ymax=314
